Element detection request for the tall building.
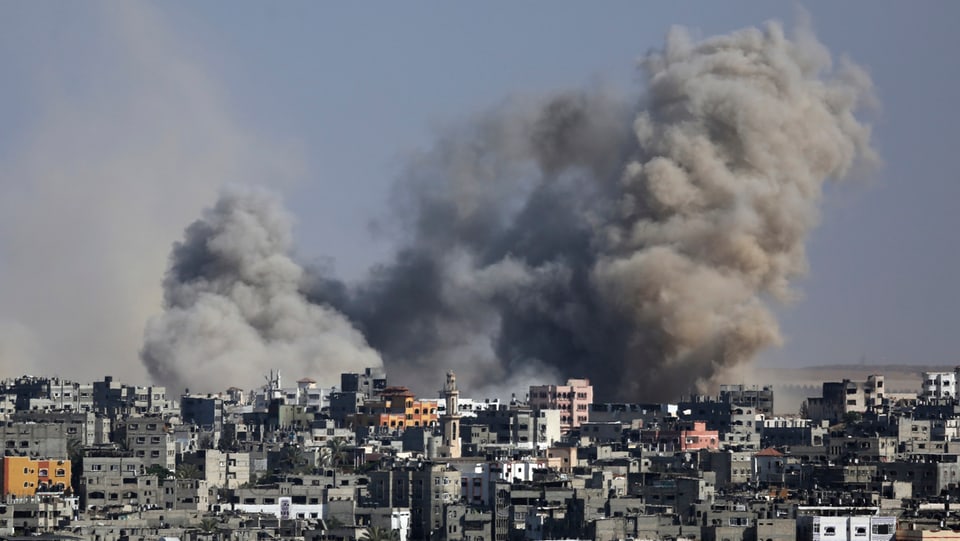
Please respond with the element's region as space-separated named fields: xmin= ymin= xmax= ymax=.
xmin=440 ymin=372 xmax=462 ymax=458
xmin=528 ymin=378 xmax=593 ymax=434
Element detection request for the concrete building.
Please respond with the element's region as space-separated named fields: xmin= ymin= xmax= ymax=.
xmin=180 ymin=394 xmax=224 ymax=433
xmin=93 ymin=376 xmax=171 ymax=417
xmin=81 ymin=449 xmax=153 ymax=512
xmin=179 ymin=449 xmax=250 ymax=489
xmin=117 ymin=416 xmax=176 ymax=470
xmin=922 ymin=369 xmax=960 ymax=401
xmin=162 ymin=478 xmax=209 ymax=511
xmin=806 ymin=376 xmax=886 ymax=423
xmin=0 ymin=420 xmax=71 ymax=459
xmin=229 ymin=483 xmax=325 ymax=519
xmin=720 ymin=384 xmax=775 ymax=415
xmin=341 ymin=368 xmax=387 ymax=398
xmin=368 ymin=463 xmax=461 ymax=540
xmin=11 ymin=410 xmax=110 ymax=446
xmin=529 ymin=378 xmax=593 ymax=433
xmin=466 ymin=405 xmax=537 ymax=449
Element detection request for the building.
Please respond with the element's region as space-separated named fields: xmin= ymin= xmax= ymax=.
xmin=806 ymin=375 xmax=885 ymax=423
xmin=117 ymin=416 xmax=176 ymax=470
xmin=0 ymin=456 xmax=71 ymax=497
xmin=529 ymin=378 xmax=593 ymax=434
xmin=368 ymin=463 xmax=461 ymax=540
xmin=720 ymin=384 xmax=775 ymax=415
xmin=341 ymin=368 xmax=387 ymax=398
xmin=797 ymin=515 xmax=895 ymax=541
xmin=351 ymin=387 xmax=439 ymax=431
xmin=922 ymin=369 xmax=959 ymax=401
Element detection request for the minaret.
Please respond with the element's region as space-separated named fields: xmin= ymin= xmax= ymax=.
xmin=441 ymin=371 xmax=462 ymax=458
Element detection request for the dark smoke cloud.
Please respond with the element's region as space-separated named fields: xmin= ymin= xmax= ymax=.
xmin=146 ymin=21 xmax=877 ymax=401
xmin=141 ymin=188 xmax=382 ymax=392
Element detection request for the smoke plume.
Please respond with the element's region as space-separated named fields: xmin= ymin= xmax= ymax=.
xmin=145 ymin=21 xmax=877 ymax=401
xmin=141 ymin=189 xmax=382 ymax=392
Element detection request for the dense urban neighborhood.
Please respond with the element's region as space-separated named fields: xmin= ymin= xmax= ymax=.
xmin=1 ymin=367 xmax=960 ymax=541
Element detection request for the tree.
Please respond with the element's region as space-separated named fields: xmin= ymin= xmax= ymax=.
xmin=197 ymin=517 xmax=220 ymax=540
xmin=66 ymin=438 xmax=84 ymax=494
xmin=843 ymin=411 xmax=863 ymax=425
xmin=176 ymin=462 xmax=202 ymax=480
xmin=277 ymin=444 xmax=310 ymax=475
xmin=361 ymin=526 xmax=400 ymax=541
xmin=145 ymin=464 xmax=174 ymax=486
xmin=326 ymin=438 xmax=349 ymax=470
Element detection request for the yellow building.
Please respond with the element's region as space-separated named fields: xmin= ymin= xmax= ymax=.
xmin=0 ymin=456 xmax=71 ymax=496
xmin=352 ymin=386 xmax=439 ymax=430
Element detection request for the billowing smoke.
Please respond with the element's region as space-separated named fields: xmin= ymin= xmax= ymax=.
xmin=141 ymin=189 xmax=382 ymax=392
xmin=145 ymin=21 xmax=877 ymax=401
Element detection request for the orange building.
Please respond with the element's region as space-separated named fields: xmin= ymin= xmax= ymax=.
xmin=352 ymin=386 xmax=439 ymax=430
xmin=0 ymin=456 xmax=72 ymax=497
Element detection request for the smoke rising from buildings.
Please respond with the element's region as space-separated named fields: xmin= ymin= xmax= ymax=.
xmin=141 ymin=189 xmax=382 ymax=392
xmin=145 ymin=21 xmax=877 ymax=400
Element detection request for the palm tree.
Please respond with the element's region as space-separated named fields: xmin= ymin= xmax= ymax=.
xmin=176 ymin=462 xmax=202 ymax=480
xmin=361 ymin=526 xmax=400 ymax=541
xmin=278 ymin=444 xmax=310 ymax=474
xmin=325 ymin=438 xmax=350 ymax=485
xmin=66 ymin=437 xmax=84 ymax=493
xmin=197 ymin=517 xmax=220 ymax=540
xmin=327 ymin=438 xmax=351 ymax=469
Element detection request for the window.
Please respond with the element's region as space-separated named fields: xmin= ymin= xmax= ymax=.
xmin=824 ymin=526 xmax=837 ymax=536
xmin=55 ymin=469 xmax=65 ymax=477
xmin=38 ymin=468 xmax=48 ymax=477
xmin=855 ymin=527 xmax=867 ymax=536
xmin=873 ymin=525 xmax=891 ymax=535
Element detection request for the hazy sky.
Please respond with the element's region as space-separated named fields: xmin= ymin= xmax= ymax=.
xmin=0 ymin=2 xmax=957 ymax=386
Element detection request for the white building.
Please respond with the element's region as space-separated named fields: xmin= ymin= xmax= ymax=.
xmin=370 ymin=508 xmax=411 ymax=541
xmin=922 ymin=369 xmax=959 ymax=400
xmin=797 ymin=515 xmax=895 ymax=541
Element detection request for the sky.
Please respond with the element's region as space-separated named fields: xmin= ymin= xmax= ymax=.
xmin=0 ymin=2 xmax=957 ymax=390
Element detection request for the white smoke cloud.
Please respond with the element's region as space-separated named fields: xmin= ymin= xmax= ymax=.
xmin=142 ymin=188 xmax=382 ymax=392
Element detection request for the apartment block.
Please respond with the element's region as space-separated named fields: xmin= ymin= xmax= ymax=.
xmin=529 ymin=378 xmax=593 ymax=433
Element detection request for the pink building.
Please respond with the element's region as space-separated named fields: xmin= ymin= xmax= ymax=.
xmin=679 ymin=421 xmax=719 ymax=451
xmin=529 ymin=378 xmax=593 ymax=434
xmin=641 ymin=421 xmax=719 ymax=452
